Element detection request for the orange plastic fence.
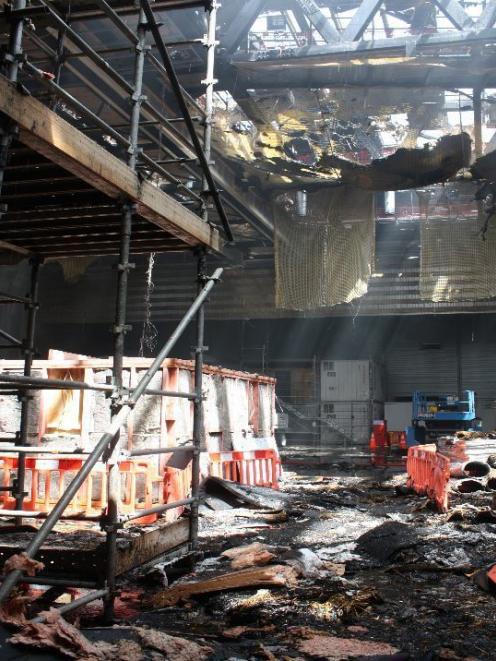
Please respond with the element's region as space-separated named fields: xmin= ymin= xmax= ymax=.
xmin=407 ymin=444 xmax=450 ymax=512
xmin=0 ymin=455 xmax=163 ymax=523
xmin=162 ymin=463 xmax=193 ymax=522
xmin=487 ymin=564 xmax=496 ymax=586
xmin=0 ymin=448 xmax=281 ymax=523
xmin=208 ymin=449 xmax=279 ymax=489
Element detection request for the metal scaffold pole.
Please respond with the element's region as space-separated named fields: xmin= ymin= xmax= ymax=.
xmin=104 ymin=5 xmax=147 ymax=622
xmin=140 ymin=0 xmax=233 ymax=242
xmin=201 ymin=0 xmax=218 ymax=222
xmin=0 ymin=0 xmax=44 ymax=526
xmin=190 ymin=249 xmax=206 ymax=550
xmin=189 ymin=0 xmax=219 ymax=550
xmin=14 ymin=257 xmax=42 ymax=524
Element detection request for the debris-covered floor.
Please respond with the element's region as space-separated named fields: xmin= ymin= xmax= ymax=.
xmin=1 ymin=457 xmax=496 ymax=660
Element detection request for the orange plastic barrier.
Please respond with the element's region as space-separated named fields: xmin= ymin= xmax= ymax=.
xmin=208 ymin=449 xmax=279 ymax=489
xmin=0 ymin=448 xmax=281 ymax=524
xmin=407 ymin=444 xmax=450 ymax=512
xmin=0 ymin=455 xmax=163 ymax=523
xmin=487 ymin=564 xmax=496 ymax=586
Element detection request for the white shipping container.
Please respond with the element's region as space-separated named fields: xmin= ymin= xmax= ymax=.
xmin=384 ymin=401 xmax=412 ymax=432
xmin=320 ymin=360 xmax=383 ymax=402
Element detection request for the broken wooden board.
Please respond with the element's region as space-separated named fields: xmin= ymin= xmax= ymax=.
xmin=0 ymin=518 xmax=189 ymax=582
xmin=146 ymin=564 xmax=299 ymax=608
xmin=221 ymin=542 xmax=276 ymax=569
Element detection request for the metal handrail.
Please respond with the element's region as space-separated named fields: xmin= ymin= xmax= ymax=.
xmin=22 ymin=62 xmax=203 ymax=204
xmin=20 ymin=3 xmax=208 ymax=207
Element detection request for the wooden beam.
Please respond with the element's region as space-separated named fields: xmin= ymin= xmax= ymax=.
xmin=116 ymin=518 xmax=190 ymax=575
xmin=0 ymin=76 xmax=221 ymax=253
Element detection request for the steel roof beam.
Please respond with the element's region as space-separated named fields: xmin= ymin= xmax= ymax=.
xmin=294 ymin=0 xmax=341 ymax=42
xmin=231 ymin=25 xmax=496 ymax=63
xmin=221 ymin=0 xmax=267 ymax=53
xmin=476 ymin=0 xmax=496 ymax=30
xmin=432 ymin=0 xmax=474 ymax=31
xmin=342 ymin=0 xmax=383 ymax=41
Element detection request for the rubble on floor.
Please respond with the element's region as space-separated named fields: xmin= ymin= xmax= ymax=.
xmin=2 ymin=466 xmax=496 ymax=659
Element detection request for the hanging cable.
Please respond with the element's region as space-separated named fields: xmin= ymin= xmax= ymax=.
xmin=139 ymin=253 xmax=158 ymax=357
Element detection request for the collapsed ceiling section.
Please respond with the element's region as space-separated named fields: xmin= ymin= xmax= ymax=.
xmin=162 ymin=1 xmax=496 ymax=206
xmin=212 ymin=87 xmax=476 ymax=191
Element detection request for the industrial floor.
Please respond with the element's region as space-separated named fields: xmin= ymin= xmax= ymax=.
xmin=1 ymin=456 xmax=495 ymax=660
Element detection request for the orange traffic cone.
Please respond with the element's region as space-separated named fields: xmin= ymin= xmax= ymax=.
xmin=369 ymin=433 xmax=377 ymax=465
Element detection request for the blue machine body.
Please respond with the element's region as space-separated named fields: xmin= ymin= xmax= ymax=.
xmin=406 ymin=390 xmax=478 ymax=447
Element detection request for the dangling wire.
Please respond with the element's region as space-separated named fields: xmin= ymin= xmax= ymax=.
xmin=139 ymin=252 xmax=158 ymax=357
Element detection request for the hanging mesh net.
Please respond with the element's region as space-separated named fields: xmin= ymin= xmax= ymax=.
xmin=57 ymin=257 xmax=96 ymax=283
xmin=420 ymin=183 xmax=496 ymax=302
xmin=274 ymin=187 xmax=374 ymax=311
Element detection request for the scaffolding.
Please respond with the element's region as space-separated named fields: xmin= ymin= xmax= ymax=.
xmin=0 ymin=0 xmax=229 ymax=622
